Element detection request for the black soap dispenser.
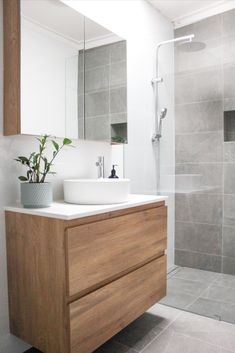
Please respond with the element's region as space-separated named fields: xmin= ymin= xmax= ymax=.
xmin=109 ymin=165 xmax=119 ymax=179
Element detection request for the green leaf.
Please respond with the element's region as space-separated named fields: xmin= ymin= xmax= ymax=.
xmin=63 ymin=138 xmax=72 ymax=145
xmin=52 ymin=140 xmax=59 ymax=151
xmin=18 ymin=176 xmax=28 ymax=181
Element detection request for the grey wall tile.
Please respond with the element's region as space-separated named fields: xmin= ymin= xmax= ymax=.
xmin=224 ymin=164 xmax=235 ymax=194
xmin=222 ymin=256 xmax=235 ymax=275
xmin=110 ymin=61 xmax=127 ymax=87
xmin=175 ymin=249 xmax=222 ymax=272
xmin=224 ymin=63 xmax=235 ymax=99
xmin=175 ymin=15 xmax=222 ymax=42
xmin=175 ymin=67 xmax=223 ymax=104
xmin=85 ymin=45 xmax=110 ymax=70
xmin=85 ymin=66 xmax=109 ymax=92
xmin=224 ymin=97 xmax=235 ymax=111
xmin=110 ymin=87 xmax=127 ymax=114
xmin=224 ymin=194 xmax=235 ymax=226
xmin=223 ymin=33 xmax=235 ymax=64
xmin=224 ymin=142 xmax=235 ymax=162
xmin=175 ymin=101 xmax=223 ymax=134
xmin=223 ymin=9 xmax=235 ymax=36
xmin=110 ymin=113 xmax=127 ymax=124
xmin=175 ymin=221 xmax=222 ymax=255
xmin=175 ymin=193 xmax=222 ymax=224
xmin=85 ymin=116 xmax=110 ymax=141
xmin=223 ymin=226 xmax=235 ymax=257
xmin=175 ymin=163 xmax=223 ymax=194
xmin=85 ymin=91 xmax=109 ymax=117
xmin=175 ymin=38 xmax=222 ymax=74
xmin=110 ymin=41 xmax=126 ymax=63
xmin=176 ymin=132 xmax=223 ymax=163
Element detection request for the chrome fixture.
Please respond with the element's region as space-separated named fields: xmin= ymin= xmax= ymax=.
xmin=96 ymin=156 xmax=104 ymax=178
xmin=152 ymin=34 xmax=194 ymax=143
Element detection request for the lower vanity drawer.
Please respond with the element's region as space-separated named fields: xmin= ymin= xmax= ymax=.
xmin=69 ymin=255 xmax=166 ymax=353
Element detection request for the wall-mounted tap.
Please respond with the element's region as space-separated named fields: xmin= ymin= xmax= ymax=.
xmin=96 ymin=156 xmax=104 ymax=178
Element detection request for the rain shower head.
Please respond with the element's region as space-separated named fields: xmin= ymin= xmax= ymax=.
xmin=177 ymin=40 xmax=206 ymax=52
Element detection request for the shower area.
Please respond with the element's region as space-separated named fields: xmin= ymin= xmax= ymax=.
xmin=158 ymin=9 xmax=235 ymax=324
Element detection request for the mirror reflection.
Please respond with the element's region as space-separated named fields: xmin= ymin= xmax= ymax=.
xmin=20 ymin=0 xmax=127 ymax=143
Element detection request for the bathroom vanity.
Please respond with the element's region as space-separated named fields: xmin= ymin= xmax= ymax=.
xmin=5 ymin=195 xmax=167 ymax=353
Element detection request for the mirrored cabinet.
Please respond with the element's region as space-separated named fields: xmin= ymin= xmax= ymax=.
xmin=4 ymin=0 xmax=127 ymax=143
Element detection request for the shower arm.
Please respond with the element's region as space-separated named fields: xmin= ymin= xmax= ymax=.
xmin=152 ymin=34 xmax=194 ymax=142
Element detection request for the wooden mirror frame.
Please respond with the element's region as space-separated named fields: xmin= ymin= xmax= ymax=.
xmin=3 ymin=0 xmax=21 ymax=136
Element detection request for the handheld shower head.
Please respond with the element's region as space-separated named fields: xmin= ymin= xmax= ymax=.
xmin=160 ymin=108 xmax=167 ymax=119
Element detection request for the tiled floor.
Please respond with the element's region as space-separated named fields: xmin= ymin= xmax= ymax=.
xmin=94 ymin=303 xmax=235 ymax=353
xmin=24 ymin=302 xmax=235 ymax=353
xmin=160 ymin=266 xmax=235 ymax=324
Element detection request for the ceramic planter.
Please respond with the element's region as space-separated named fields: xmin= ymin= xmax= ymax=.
xmin=20 ymin=182 xmax=52 ymax=208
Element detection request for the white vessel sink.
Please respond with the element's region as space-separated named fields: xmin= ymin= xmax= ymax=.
xmin=64 ymin=178 xmax=130 ymax=205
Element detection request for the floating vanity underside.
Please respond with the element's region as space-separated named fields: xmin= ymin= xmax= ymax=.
xmin=5 ymin=195 xmax=167 ymax=353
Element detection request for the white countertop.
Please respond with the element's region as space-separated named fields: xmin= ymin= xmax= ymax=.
xmin=5 ymin=194 xmax=168 ymax=220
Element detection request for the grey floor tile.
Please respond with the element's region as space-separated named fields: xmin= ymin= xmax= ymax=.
xmin=173 ymin=267 xmax=219 ymax=283
xmin=113 ymin=313 xmax=162 ymax=352
xmin=142 ymin=328 xmax=221 ymax=353
xmin=94 ymin=339 xmax=138 ymax=353
xmin=168 ymin=310 xmax=235 ymax=351
xmin=214 ymin=273 xmax=235 ymax=288
xmin=201 ymin=284 xmax=235 ymax=304
xmin=146 ymin=304 xmax=181 ymax=330
xmin=159 ymin=290 xmax=197 ymax=310
xmin=167 ymin=276 xmax=210 ymax=296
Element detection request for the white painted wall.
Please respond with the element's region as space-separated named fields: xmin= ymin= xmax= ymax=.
xmin=63 ymin=0 xmax=175 ymax=270
xmin=0 ymin=1 xmax=174 ymax=351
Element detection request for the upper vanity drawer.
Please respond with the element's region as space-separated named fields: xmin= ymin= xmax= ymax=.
xmin=66 ymin=205 xmax=167 ymax=298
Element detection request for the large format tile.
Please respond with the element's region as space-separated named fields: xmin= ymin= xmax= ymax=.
xmin=85 ymin=45 xmax=110 ymax=70
xmin=168 ymin=310 xmax=235 ymax=351
xmin=224 ymin=63 xmax=235 ymax=99
xmin=175 ymin=132 xmax=223 ymax=163
xmin=223 ymin=9 xmax=235 ymax=36
xmin=175 ymin=250 xmax=222 ymax=272
xmin=223 ymin=226 xmax=235 ymax=258
xmin=94 ymin=339 xmax=138 ymax=353
xmin=202 ymin=284 xmax=235 ymax=304
xmin=110 ymin=87 xmax=127 ymax=114
xmin=188 ymin=297 xmax=235 ymax=325
xmin=142 ymin=328 xmax=222 ymax=353
xmin=175 ymin=101 xmax=223 ymax=134
xmin=214 ymin=273 xmax=235 ymax=288
xmin=146 ymin=304 xmax=181 ymax=330
xmin=110 ymin=61 xmax=127 ymax=87
xmin=85 ymin=91 xmax=109 ymax=117
xmin=159 ymin=290 xmax=198 ymax=310
xmin=85 ymin=66 xmax=109 ymax=93
xmin=167 ymin=276 xmax=209 ymax=296
xmin=175 ymin=221 xmax=222 ymax=255
xmin=223 ymin=33 xmax=235 ymax=64
xmin=175 ymin=163 xmax=223 ymax=194
xmin=224 ymin=195 xmax=235 ymax=226
xmin=110 ymin=41 xmax=126 ymax=63
xmin=175 ymin=15 xmax=222 ymax=42
xmin=175 ymin=67 xmax=223 ymax=104
xmin=224 ymin=164 xmax=235 ymax=194
xmin=85 ymin=116 xmax=110 ymax=141
xmin=175 ymin=193 xmax=223 ymax=224
xmin=222 ymin=256 xmax=235 ymax=275
xmin=224 ymin=142 xmax=235 ymax=163
xmin=173 ymin=267 xmax=219 ymax=284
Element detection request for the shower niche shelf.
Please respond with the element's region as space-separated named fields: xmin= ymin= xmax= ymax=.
xmin=224 ymin=110 xmax=235 ymax=142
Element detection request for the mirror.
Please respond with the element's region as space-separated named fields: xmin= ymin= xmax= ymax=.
xmin=19 ymin=0 xmax=127 ymax=143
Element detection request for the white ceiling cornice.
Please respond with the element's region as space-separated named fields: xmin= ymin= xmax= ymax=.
xmin=148 ymin=0 xmax=235 ymax=28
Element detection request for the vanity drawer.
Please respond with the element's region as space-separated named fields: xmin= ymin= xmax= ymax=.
xmin=69 ymin=255 xmax=166 ymax=353
xmin=66 ymin=206 xmax=167 ymax=297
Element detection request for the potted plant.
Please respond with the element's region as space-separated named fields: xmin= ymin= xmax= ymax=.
xmin=15 ymin=135 xmax=72 ymax=208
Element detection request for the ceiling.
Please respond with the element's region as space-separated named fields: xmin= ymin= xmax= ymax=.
xmin=148 ymin=0 xmax=235 ymax=28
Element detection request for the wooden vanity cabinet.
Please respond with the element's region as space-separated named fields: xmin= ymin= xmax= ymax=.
xmin=5 ymin=201 xmax=167 ymax=353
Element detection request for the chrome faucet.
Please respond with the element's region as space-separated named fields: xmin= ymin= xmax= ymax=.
xmin=95 ymin=156 xmax=104 ymax=178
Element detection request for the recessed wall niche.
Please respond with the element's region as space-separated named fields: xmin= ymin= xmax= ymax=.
xmin=224 ymin=110 xmax=235 ymax=142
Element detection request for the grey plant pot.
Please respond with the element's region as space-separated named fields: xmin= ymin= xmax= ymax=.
xmin=20 ymin=182 xmax=53 ymax=208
